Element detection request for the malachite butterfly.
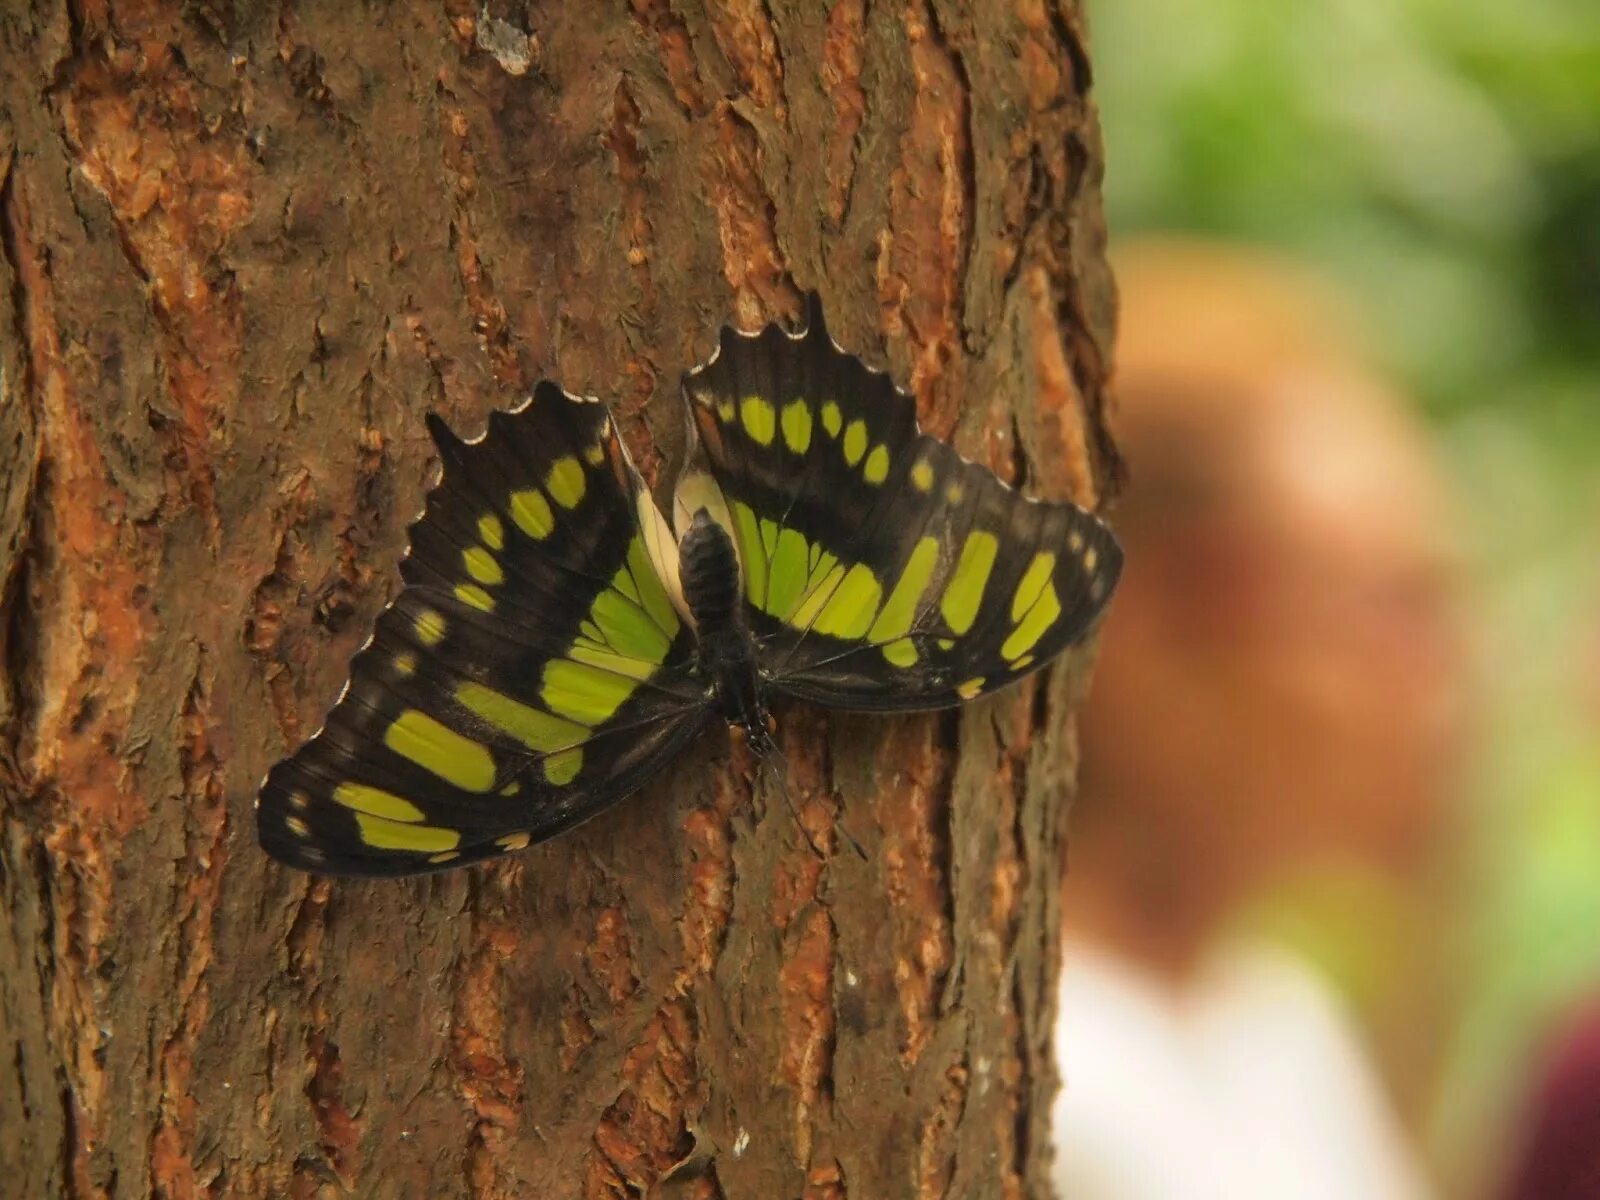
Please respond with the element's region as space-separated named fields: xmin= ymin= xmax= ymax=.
xmin=257 ymin=298 xmax=1122 ymax=875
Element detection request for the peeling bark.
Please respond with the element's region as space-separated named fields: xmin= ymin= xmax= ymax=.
xmin=0 ymin=2 xmax=1116 ymax=1196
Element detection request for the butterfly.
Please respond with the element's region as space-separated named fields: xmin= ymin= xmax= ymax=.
xmin=256 ymin=299 xmax=1122 ymax=876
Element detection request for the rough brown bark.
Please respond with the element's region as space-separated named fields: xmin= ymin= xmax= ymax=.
xmin=0 ymin=2 xmax=1116 ymax=1197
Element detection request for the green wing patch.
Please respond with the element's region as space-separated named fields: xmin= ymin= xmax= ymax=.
xmin=256 ymin=383 xmax=711 ymax=876
xmin=682 ymin=300 xmax=1121 ymax=711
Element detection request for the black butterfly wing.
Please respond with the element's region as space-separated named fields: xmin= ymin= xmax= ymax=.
xmin=682 ymin=300 xmax=1121 ymax=712
xmin=257 ymin=383 xmax=712 ymax=876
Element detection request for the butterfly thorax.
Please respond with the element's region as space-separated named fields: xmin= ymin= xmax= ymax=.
xmin=678 ymin=508 xmax=771 ymax=748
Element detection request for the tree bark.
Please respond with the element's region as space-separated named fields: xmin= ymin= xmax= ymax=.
xmin=0 ymin=2 xmax=1116 ymax=1197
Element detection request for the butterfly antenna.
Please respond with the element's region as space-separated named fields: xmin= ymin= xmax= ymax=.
xmin=756 ymin=742 xmax=868 ymax=861
xmin=837 ymin=812 xmax=869 ymax=862
xmin=760 ymin=743 xmax=821 ymax=857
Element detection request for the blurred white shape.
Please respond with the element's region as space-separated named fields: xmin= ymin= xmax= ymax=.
xmin=1052 ymin=941 xmax=1432 ymax=1200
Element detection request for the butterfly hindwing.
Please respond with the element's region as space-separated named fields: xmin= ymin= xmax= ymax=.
xmin=256 ymin=383 xmax=711 ymax=876
xmin=683 ymin=301 xmax=1122 ymax=711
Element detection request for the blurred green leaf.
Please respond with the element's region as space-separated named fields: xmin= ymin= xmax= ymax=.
xmin=1094 ymin=3 xmax=1600 ymax=1188
xmin=1094 ymin=0 xmax=1600 ymax=414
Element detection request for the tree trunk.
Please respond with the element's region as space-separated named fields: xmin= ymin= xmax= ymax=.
xmin=0 ymin=2 xmax=1116 ymax=1196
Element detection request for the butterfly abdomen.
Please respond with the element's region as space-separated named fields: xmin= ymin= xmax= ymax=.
xmin=679 ymin=509 xmax=742 ymax=630
xmin=678 ymin=508 xmax=766 ymax=733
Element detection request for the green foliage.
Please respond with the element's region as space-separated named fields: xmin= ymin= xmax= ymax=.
xmin=1095 ymin=5 xmax=1600 ymax=1186
xmin=1095 ymin=0 xmax=1600 ymax=423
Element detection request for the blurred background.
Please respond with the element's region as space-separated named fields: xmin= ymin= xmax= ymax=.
xmin=1065 ymin=1 xmax=1600 ymax=1196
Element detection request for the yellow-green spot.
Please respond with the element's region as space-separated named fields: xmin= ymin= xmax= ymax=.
xmin=625 ymin=535 xmax=681 ymax=642
xmin=456 ymin=681 xmax=587 ymax=753
xmin=790 ymin=563 xmax=846 ymax=628
xmin=881 ymin=638 xmax=918 ymax=667
xmin=585 ymin=440 xmax=608 ymax=466
xmin=613 ymin=566 xmax=641 ymax=604
xmin=863 ymin=445 xmax=890 ymax=484
xmin=940 ymin=531 xmax=998 ymax=635
xmin=911 ymin=460 xmax=935 ymax=492
xmin=500 ymin=781 xmax=521 ymax=796
xmin=732 ymin=501 xmax=768 ymax=609
xmin=571 ymin=643 xmax=655 ymax=680
xmin=385 ymin=710 xmax=496 ymax=792
xmin=428 ymin=850 xmax=460 ymax=864
xmin=1002 ymin=579 xmax=1062 ymax=662
xmin=777 ymin=547 xmax=844 ymax=630
xmin=741 ymin=396 xmax=777 ymax=446
xmin=946 ymin=482 xmax=965 ymax=505
xmin=463 ymin=545 xmax=504 ymax=586
xmin=868 ymin=536 xmax=940 ymax=644
xmin=478 ymin=513 xmax=505 ymax=550
xmin=821 ymin=401 xmax=843 ymax=437
xmin=1084 ymin=547 xmax=1099 ymax=572
xmin=511 ymin=489 xmax=555 ymax=539
xmin=498 ymin=832 xmax=532 ymax=851
xmin=570 ymin=537 xmax=680 ymax=679
xmin=813 ymin=563 xmax=882 ymax=640
xmin=334 ymin=782 xmax=426 ymax=823
xmin=842 ymin=419 xmax=868 ymax=467
xmin=763 ymin=523 xmax=812 ymax=620
xmin=543 ymin=747 xmax=583 ymax=786
xmin=285 ymin=816 xmax=310 ymax=838
xmin=717 ymin=398 xmax=736 ymax=423
xmin=355 ymin=813 xmax=459 ymax=853
xmin=1011 ymin=654 xmax=1035 ymax=671
xmin=957 ymin=677 xmax=985 ymax=700
xmin=796 ymin=547 xmax=841 ymax=621
xmin=1069 ymin=531 xmax=1085 ymax=553
xmin=542 ymin=658 xmax=637 ymax=725
xmin=394 ymin=653 xmax=416 ymax=677
xmin=415 ymin=608 xmax=446 ymax=646
xmin=937 ymin=638 xmax=955 ymax=651
xmin=1012 ymin=552 xmax=1057 ymax=621
xmin=781 ymin=399 xmax=813 ymax=454
xmin=546 ymin=456 xmax=586 ymax=509
xmin=590 ymin=577 xmax=673 ymax=660
xmin=455 ymin=583 xmax=495 ymax=612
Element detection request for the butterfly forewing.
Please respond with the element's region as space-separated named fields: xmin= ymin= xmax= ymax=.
xmin=256 ymin=384 xmax=711 ymax=877
xmin=683 ymin=302 xmax=1122 ymax=711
